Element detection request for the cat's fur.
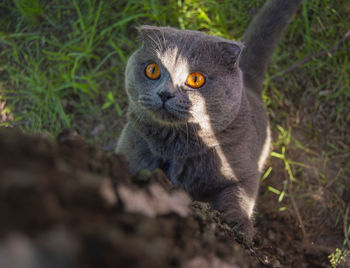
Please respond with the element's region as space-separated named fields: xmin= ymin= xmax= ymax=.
xmin=116 ymin=0 xmax=303 ymax=237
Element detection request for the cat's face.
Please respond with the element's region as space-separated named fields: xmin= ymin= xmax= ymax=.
xmin=125 ymin=26 xmax=244 ymax=132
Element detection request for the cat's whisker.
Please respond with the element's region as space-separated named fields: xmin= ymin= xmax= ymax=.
xmin=144 ymin=32 xmax=162 ymax=53
xmin=160 ymin=29 xmax=167 ymax=53
xmin=134 ymin=112 xmax=146 ymax=125
xmin=120 ymin=107 xmax=130 ymax=119
xmin=126 ymin=105 xmax=147 ymax=125
xmin=150 ymin=47 xmax=159 ymax=55
xmin=154 ymin=30 xmax=165 ymax=52
xmin=125 ymin=105 xmax=138 ymax=116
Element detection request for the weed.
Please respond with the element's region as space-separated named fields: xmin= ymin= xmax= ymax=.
xmin=13 ymin=0 xmax=44 ymax=24
xmin=329 ymin=248 xmax=350 ymax=268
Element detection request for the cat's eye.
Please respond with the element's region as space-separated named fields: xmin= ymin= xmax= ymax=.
xmin=186 ymin=72 xmax=206 ymax=89
xmin=145 ymin=63 xmax=161 ymax=80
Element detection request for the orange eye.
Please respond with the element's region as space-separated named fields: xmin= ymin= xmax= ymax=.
xmin=145 ymin=63 xmax=161 ymax=80
xmin=186 ymin=72 xmax=206 ymax=88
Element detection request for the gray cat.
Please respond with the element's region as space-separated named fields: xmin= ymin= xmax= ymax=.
xmin=116 ymin=0 xmax=303 ymax=237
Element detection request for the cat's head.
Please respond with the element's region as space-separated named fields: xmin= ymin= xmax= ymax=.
xmin=125 ymin=25 xmax=244 ymax=132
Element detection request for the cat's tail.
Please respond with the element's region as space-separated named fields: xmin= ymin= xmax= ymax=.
xmin=239 ymin=0 xmax=303 ymax=93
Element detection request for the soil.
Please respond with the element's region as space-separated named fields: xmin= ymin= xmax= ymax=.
xmin=1 ymin=126 xmax=347 ymax=268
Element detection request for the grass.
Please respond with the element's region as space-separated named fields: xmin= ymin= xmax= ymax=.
xmin=1 ymin=0 xmax=348 ymax=139
xmin=329 ymin=248 xmax=350 ymax=268
xmin=1 ymin=0 xmax=350 ymax=265
xmin=258 ymin=2 xmax=350 ymax=258
xmin=1 ymin=0 xmax=152 ymax=137
xmin=0 ymin=0 xmax=265 ymax=140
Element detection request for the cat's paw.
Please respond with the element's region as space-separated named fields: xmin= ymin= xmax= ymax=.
xmin=221 ymin=211 xmax=254 ymax=241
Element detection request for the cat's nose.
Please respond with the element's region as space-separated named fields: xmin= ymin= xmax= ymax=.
xmin=157 ymin=91 xmax=174 ymax=102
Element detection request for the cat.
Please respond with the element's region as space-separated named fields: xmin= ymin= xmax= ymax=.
xmin=116 ymin=0 xmax=303 ymax=238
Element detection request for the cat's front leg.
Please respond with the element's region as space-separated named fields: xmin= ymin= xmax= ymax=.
xmin=211 ymin=181 xmax=258 ymax=239
xmin=116 ymin=122 xmax=160 ymax=175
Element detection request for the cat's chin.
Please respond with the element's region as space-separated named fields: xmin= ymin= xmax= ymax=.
xmin=150 ymin=108 xmax=187 ymax=126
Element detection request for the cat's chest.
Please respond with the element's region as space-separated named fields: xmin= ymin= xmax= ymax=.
xmin=136 ymin=121 xmax=211 ymax=159
xmin=158 ymin=157 xmax=186 ymax=186
xmin=157 ymin=147 xmax=220 ymax=188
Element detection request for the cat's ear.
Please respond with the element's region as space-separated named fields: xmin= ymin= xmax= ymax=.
xmin=136 ymin=25 xmax=162 ymax=44
xmin=136 ymin=25 xmax=167 ymax=52
xmin=217 ymin=41 xmax=244 ymax=69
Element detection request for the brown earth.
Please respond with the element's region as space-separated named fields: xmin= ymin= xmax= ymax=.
xmin=1 ymin=127 xmax=347 ymax=268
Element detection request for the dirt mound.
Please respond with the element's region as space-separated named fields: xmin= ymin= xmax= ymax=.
xmin=0 ymin=128 xmax=332 ymax=267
